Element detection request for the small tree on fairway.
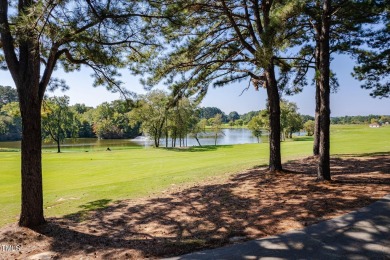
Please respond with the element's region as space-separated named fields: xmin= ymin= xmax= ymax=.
xmin=248 ymin=111 xmax=269 ymax=143
xmin=280 ymin=100 xmax=303 ymax=139
xmin=304 ymin=120 xmax=315 ymax=136
xmin=42 ymin=96 xmax=78 ymax=153
xmin=188 ymin=113 xmax=204 ymax=147
xmin=211 ymin=114 xmax=223 ymax=146
xmin=130 ymin=90 xmax=169 ymax=147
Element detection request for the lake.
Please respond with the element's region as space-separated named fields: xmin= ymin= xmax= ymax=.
xmin=0 ymin=128 xmax=271 ymax=150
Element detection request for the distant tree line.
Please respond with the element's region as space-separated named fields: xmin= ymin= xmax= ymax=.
xmin=2 ymin=86 xmax=388 ymax=146
xmin=0 ymin=85 xmax=141 ymax=143
xmin=330 ymin=115 xmax=390 ymax=125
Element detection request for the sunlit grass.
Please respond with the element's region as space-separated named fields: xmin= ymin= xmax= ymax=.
xmin=0 ymin=124 xmax=389 ymax=227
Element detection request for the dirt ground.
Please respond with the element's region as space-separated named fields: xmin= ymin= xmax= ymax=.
xmin=1 ymin=154 xmax=389 ymax=259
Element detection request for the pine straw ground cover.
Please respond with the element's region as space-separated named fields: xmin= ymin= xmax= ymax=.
xmin=1 ymin=154 xmax=389 ymax=259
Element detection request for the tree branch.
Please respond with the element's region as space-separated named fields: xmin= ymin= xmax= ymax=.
xmin=220 ymin=0 xmax=256 ymax=55
xmin=0 ymin=0 xmax=20 ymax=85
xmin=39 ymin=46 xmax=66 ymax=100
xmin=243 ymin=0 xmax=260 ymax=48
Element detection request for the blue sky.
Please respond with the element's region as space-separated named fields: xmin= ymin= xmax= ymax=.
xmin=0 ymin=54 xmax=389 ymax=117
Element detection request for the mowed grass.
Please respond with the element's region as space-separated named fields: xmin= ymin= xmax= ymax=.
xmin=0 ymin=124 xmax=389 ymax=227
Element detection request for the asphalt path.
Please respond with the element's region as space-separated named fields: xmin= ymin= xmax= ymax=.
xmin=165 ymin=195 xmax=390 ymax=260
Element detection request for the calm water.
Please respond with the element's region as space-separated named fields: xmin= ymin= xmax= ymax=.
xmin=0 ymin=128 xmax=269 ymax=150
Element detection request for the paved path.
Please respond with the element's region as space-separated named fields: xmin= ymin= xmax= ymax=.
xmin=166 ymin=195 xmax=390 ymax=260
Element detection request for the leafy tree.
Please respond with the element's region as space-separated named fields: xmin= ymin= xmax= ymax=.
xmin=199 ymin=118 xmax=208 ymax=131
xmin=301 ymin=115 xmax=315 ymax=124
xmin=235 ymin=119 xmax=244 ymax=127
xmin=228 ymin=111 xmax=240 ymax=122
xmin=240 ymin=111 xmax=259 ymax=125
xmin=0 ymin=0 xmax=164 ymax=227
xmin=42 ymin=96 xmax=78 ymax=153
xmin=91 ymin=100 xmax=138 ymax=139
xmin=71 ymin=103 xmax=93 ymax=115
xmin=0 ymin=102 xmax=21 ymax=141
xmin=70 ymin=104 xmax=95 ymax=138
xmin=370 ymin=118 xmax=379 ymax=124
xmin=199 ymin=107 xmax=227 ymax=122
xmin=303 ymin=120 xmax=315 ymax=136
xmin=248 ymin=111 xmax=269 ymax=143
xmin=0 ymin=85 xmax=18 ymax=108
xmin=166 ymin=97 xmax=195 ymax=147
xmin=188 ymin=111 xmax=205 ymax=147
xmin=211 ymin=114 xmax=223 ymax=146
xmin=130 ymin=90 xmax=169 ymax=147
xmin=280 ymin=100 xmax=303 ymax=139
xmin=380 ymin=115 xmax=390 ymax=124
xmin=179 ymin=98 xmax=196 ymax=146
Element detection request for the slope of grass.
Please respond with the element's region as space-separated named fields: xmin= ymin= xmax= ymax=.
xmin=0 ymin=124 xmax=389 ymax=226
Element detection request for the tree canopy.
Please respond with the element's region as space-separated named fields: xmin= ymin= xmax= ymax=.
xmin=0 ymin=85 xmax=18 ymax=108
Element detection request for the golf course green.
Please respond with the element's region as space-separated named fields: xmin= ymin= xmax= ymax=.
xmin=0 ymin=124 xmax=389 ymax=227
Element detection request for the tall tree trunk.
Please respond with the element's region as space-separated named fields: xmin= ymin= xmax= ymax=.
xmin=265 ymin=64 xmax=282 ymax=172
xmin=313 ymin=40 xmax=321 ymax=156
xmin=15 ymin=27 xmax=46 ymax=226
xmin=317 ymin=0 xmax=331 ymax=181
xmin=18 ymin=82 xmax=45 ymax=227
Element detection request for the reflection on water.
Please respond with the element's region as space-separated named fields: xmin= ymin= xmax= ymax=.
xmin=176 ymin=128 xmax=269 ymax=147
xmin=0 ymin=128 xmax=269 ymax=150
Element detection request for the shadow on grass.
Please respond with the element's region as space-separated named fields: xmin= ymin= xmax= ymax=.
xmin=2 ymin=155 xmax=389 ymax=259
xmin=64 ymin=199 xmax=112 ymax=222
xmin=162 ymin=145 xmax=234 ymax=153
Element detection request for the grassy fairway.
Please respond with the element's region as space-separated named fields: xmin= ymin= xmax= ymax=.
xmin=0 ymin=124 xmax=389 ymax=227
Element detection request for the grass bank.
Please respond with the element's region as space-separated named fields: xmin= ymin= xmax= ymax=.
xmin=0 ymin=124 xmax=389 ymax=227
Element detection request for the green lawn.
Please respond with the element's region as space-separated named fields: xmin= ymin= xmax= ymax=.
xmin=0 ymin=124 xmax=389 ymax=227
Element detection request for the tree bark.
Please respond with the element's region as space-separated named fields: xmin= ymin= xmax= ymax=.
xmin=313 ymin=39 xmax=321 ymax=156
xmin=17 ymin=39 xmax=46 ymax=225
xmin=313 ymin=87 xmax=320 ymax=155
xmin=19 ymin=96 xmax=45 ymax=226
xmin=265 ymin=64 xmax=282 ymax=172
xmin=317 ymin=0 xmax=331 ymax=181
